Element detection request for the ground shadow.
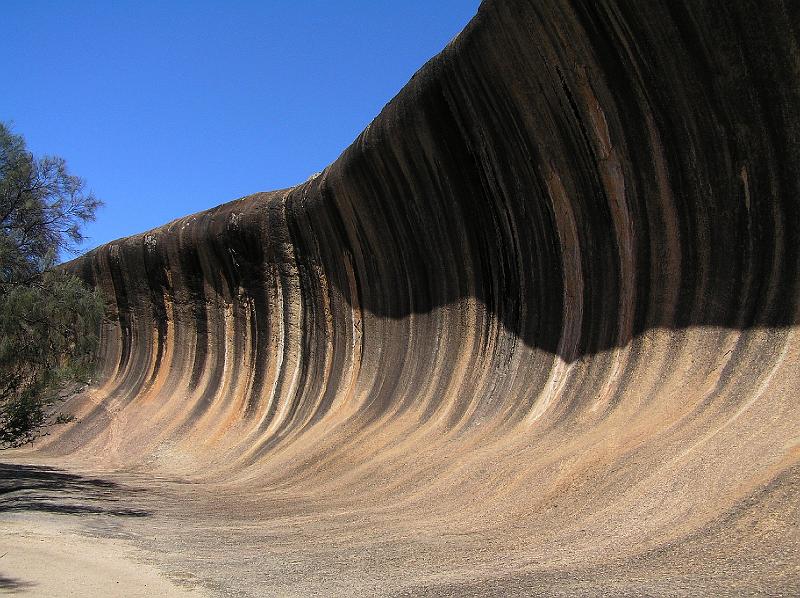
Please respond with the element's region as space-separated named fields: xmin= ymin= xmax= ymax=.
xmin=0 ymin=463 xmax=149 ymax=518
xmin=0 ymin=573 xmax=35 ymax=594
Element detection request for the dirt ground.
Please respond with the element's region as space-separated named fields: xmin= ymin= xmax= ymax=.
xmin=0 ymin=515 xmax=206 ymax=597
xmin=1 ymin=458 xmax=797 ymax=597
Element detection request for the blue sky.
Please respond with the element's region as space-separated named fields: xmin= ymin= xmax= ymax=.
xmin=1 ymin=1 xmax=480 ymax=254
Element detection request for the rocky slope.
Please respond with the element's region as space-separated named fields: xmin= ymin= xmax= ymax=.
xmin=26 ymin=0 xmax=800 ymax=593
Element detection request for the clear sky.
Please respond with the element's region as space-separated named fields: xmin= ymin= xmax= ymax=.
xmin=1 ymin=1 xmax=481 ymax=254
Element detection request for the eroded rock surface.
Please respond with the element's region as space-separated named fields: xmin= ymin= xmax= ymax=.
xmin=21 ymin=0 xmax=800 ymax=594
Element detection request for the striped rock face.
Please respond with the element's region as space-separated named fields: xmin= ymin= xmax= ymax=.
xmin=31 ymin=0 xmax=799 ymax=594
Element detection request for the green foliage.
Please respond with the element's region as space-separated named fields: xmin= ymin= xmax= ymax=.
xmin=0 ymin=122 xmax=103 ymax=447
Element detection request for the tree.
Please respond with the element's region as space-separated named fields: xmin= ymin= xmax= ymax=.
xmin=0 ymin=122 xmax=104 ymax=447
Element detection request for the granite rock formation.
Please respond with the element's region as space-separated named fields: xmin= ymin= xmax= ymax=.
xmin=30 ymin=0 xmax=800 ymax=593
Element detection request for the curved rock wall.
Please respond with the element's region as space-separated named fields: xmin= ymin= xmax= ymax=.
xmin=46 ymin=0 xmax=798 ymax=585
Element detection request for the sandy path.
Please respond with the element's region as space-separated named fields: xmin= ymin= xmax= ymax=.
xmin=0 ymin=514 xmax=206 ymax=597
